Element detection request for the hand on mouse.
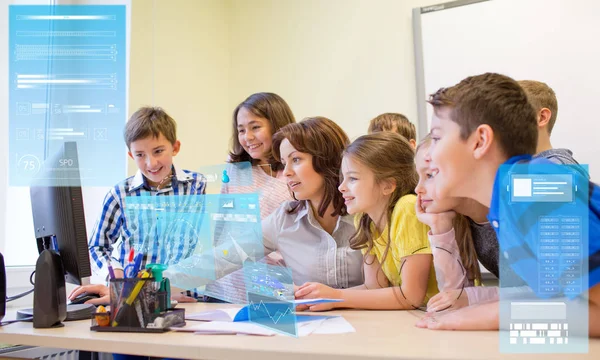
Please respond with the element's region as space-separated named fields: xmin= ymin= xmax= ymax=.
xmin=68 ymin=284 xmax=110 ymax=305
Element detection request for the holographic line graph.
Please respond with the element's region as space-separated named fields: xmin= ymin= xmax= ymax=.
xmin=248 ymin=299 xmax=294 ymax=325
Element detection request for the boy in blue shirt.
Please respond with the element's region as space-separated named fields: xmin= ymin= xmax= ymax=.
xmin=416 ymin=73 xmax=600 ymax=337
xmin=69 ymin=106 xmax=206 ymax=304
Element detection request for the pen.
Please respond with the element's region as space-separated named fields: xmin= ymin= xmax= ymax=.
xmin=107 ymin=264 xmax=116 ymax=280
xmin=132 ymin=253 xmax=143 ymax=276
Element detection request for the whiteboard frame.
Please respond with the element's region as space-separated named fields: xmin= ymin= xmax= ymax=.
xmin=412 ymin=0 xmax=491 ymax=140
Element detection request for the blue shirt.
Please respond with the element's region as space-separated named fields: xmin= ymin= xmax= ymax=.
xmin=488 ymin=155 xmax=600 ymax=298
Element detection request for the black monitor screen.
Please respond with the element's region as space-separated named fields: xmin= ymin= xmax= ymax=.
xmin=29 ymin=141 xmax=91 ymax=285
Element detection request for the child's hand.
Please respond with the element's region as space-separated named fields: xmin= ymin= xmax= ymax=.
xmin=171 ymin=292 xmax=197 ymax=303
xmin=415 ymin=302 xmax=499 ymax=331
xmin=68 ymin=284 xmax=110 ymax=305
xmin=294 ymin=282 xmax=340 ymax=300
xmin=305 ymin=302 xmax=338 ymax=312
xmin=426 ymin=288 xmax=468 ymax=313
xmin=415 ymin=195 xmax=456 ymax=235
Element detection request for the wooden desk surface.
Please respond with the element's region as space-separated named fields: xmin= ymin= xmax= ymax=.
xmin=0 ymin=303 xmax=599 ymax=360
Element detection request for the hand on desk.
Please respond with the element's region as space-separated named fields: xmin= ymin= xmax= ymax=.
xmin=415 ymin=301 xmax=499 ymax=331
xmin=171 ymin=292 xmax=197 ymax=303
xmin=426 ymin=288 xmax=468 ymax=313
xmin=295 ymin=282 xmax=341 ymax=312
xmin=69 ymin=284 xmax=110 ymax=305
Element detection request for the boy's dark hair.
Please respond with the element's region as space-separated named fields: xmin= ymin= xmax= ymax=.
xmin=518 ymin=80 xmax=559 ymax=134
xmin=368 ymin=113 xmax=416 ymax=141
xmin=124 ymin=107 xmax=177 ymax=148
xmin=229 ymin=92 xmax=296 ymax=171
xmin=428 ymin=72 xmax=538 ymax=157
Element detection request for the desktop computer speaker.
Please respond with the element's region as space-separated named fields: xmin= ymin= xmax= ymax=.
xmin=33 ymin=249 xmax=66 ymax=328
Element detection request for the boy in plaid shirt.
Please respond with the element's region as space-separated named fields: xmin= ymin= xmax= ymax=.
xmin=69 ymin=106 xmax=206 ymax=304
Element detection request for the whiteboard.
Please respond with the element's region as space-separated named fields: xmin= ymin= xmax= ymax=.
xmin=414 ymin=0 xmax=600 ymax=181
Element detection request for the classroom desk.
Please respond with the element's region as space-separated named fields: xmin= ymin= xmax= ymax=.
xmin=1 ymin=303 xmax=599 ymax=360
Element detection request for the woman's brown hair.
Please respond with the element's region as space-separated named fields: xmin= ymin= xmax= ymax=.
xmin=416 ymin=135 xmax=482 ymax=284
xmin=229 ymin=92 xmax=295 ymax=171
xmin=271 ymin=117 xmax=349 ymax=218
xmin=345 ymin=132 xmax=418 ymax=270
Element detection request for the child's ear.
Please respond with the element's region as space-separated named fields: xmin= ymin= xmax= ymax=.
xmin=382 ymin=178 xmax=397 ymax=196
xmin=128 ymin=151 xmax=133 ymax=160
xmin=538 ymin=108 xmax=551 ymax=129
xmin=409 ymin=139 xmax=417 ymax=149
xmin=172 ymin=140 xmax=181 ymax=155
xmin=472 ymin=124 xmax=494 ymax=160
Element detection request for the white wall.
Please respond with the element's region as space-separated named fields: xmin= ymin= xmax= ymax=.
xmin=228 ymin=0 xmax=441 ymax=141
xmin=128 ymin=0 xmax=231 ymax=174
xmin=130 ymin=0 xmax=442 ymax=170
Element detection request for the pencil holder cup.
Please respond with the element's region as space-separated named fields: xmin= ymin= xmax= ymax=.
xmin=90 ymin=277 xmax=184 ymax=333
xmin=109 ymin=278 xmax=157 ymax=328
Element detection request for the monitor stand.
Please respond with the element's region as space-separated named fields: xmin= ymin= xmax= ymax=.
xmin=16 ymin=303 xmax=96 ymax=322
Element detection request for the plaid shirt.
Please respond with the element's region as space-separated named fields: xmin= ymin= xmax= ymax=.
xmin=89 ymin=165 xmax=206 ymax=278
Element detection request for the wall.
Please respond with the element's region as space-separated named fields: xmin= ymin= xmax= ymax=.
xmin=128 ymin=0 xmax=231 ymax=175
xmin=228 ymin=0 xmax=441 ymax=141
xmin=128 ymin=0 xmax=441 ymax=173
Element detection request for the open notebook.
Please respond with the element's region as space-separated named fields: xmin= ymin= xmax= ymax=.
xmin=186 ymin=298 xmax=342 ymax=322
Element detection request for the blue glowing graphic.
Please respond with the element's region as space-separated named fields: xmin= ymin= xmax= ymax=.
xmin=9 ymin=5 xmax=126 ymax=186
xmin=247 ymin=292 xmax=297 ymax=337
xmin=242 ymin=262 xmax=296 ymax=336
xmin=243 ymin=263 xmax=294 ymax=300
xmin=497 ymin=162 xmax=589 ymax=353
xmin=149 ymin=193 xmax=263 ymax=291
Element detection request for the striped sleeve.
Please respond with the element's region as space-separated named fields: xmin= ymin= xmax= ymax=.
xmin=88 ymin=187 xmax=125 ymax=272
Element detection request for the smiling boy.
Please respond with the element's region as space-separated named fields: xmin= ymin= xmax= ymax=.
xmin=74 ymin=107 xmax=206 ymax=304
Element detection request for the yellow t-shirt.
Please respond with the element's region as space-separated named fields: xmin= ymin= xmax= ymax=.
xmin=361 ymin=194 xmax=439 ymax=303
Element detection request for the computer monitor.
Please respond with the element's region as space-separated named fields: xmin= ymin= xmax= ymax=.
xmin=16 ymin=141 xmax=94 ymax=327
xmin=29 ymin=141 xmax=91 ymax=286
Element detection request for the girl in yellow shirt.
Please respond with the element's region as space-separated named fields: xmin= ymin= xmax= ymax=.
xmin=295 ymin=131 xmax=438 ymax=310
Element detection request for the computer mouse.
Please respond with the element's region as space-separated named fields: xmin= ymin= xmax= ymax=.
xmin=69 ymin=292 xmax=100 ymax=305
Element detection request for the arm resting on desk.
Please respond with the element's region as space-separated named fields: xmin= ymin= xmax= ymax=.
xmin=415 ymin=301 xmax=499 ymax=331
xmin=296 ymin=254 xmax=431 ymax=310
